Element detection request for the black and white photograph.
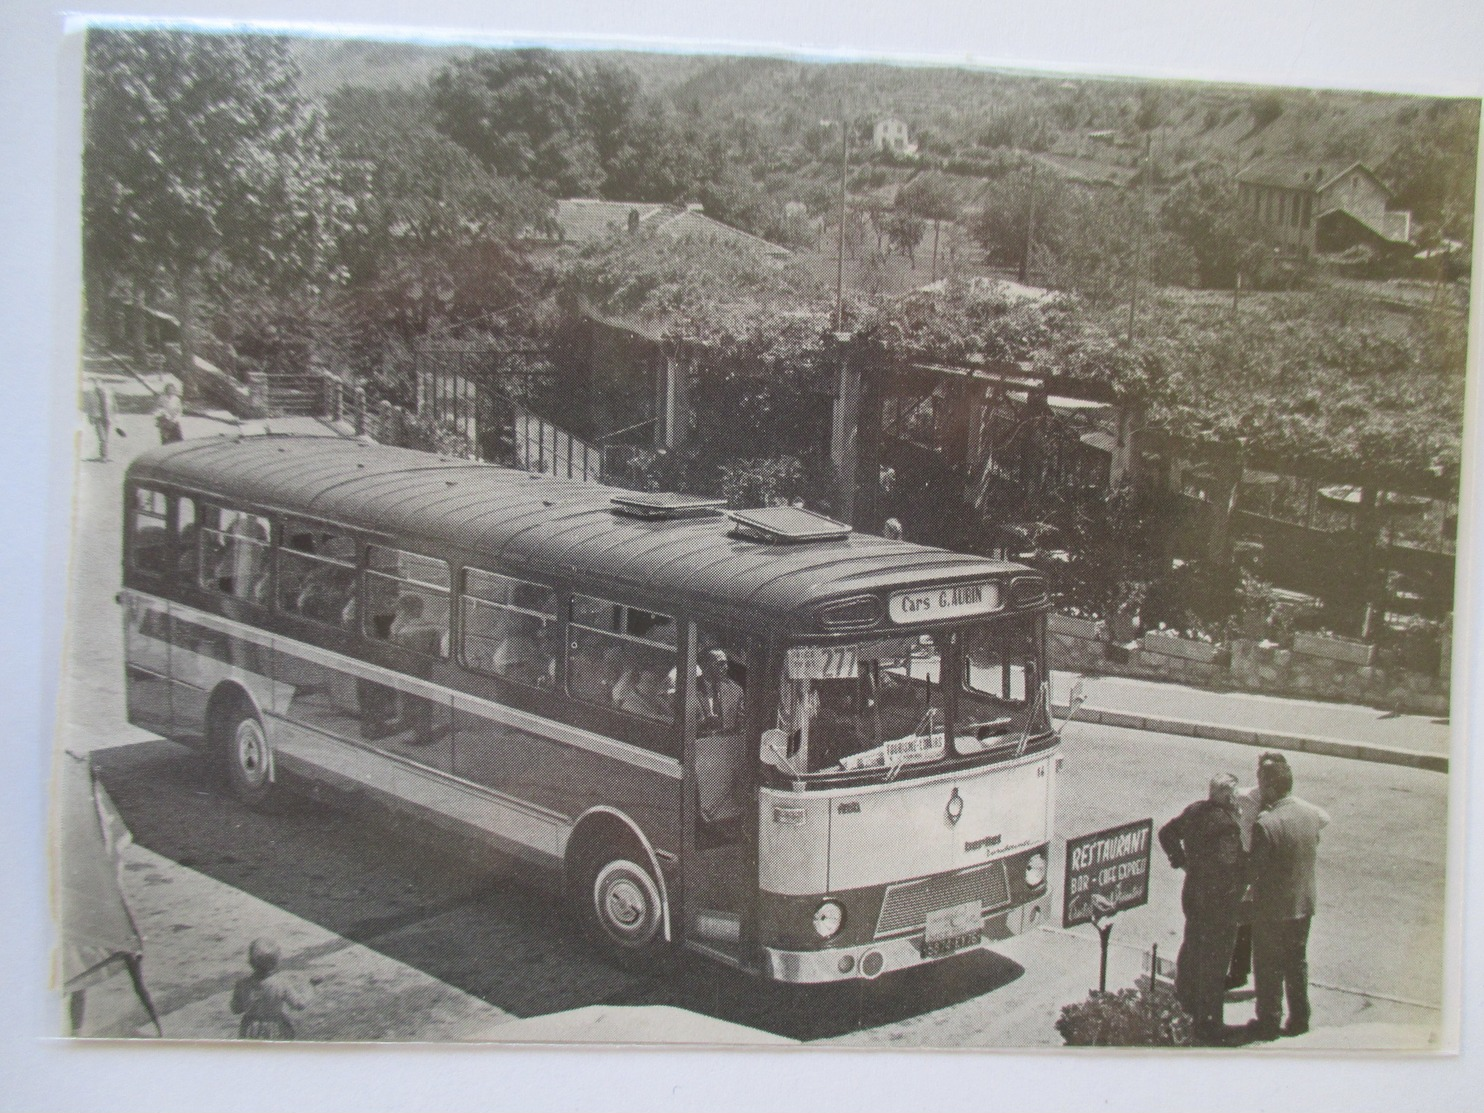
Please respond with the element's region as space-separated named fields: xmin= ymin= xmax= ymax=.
xmin=9 ymin=0 xmax=1484 ymax=1104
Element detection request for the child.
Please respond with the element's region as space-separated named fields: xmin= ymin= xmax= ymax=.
xmin=230 ymin=938 xmax=308 ymax=1040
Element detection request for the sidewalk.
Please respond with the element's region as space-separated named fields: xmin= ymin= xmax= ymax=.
xmin=1051 ymin=671 xmax=1451 ymax=773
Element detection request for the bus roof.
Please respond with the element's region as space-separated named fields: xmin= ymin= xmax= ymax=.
xmin=127 ymin=436 xmax=1034 ymax=629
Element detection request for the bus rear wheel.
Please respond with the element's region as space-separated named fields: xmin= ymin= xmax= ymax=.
xmin=579 ymin=853 xmax=666 ymax=968
xmin=221 ymin=708 xmax=276 ymax=808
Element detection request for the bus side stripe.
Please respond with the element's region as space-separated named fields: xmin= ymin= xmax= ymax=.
xmin=143 ymin=593 xmax=684 ymax=781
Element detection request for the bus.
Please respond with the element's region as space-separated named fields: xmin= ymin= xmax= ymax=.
xmin=121 ymin=434 xmax=1059 ymax=982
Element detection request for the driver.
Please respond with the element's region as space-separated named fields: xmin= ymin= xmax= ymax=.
xmin=810 ymin=681 xmax=864 ymax=771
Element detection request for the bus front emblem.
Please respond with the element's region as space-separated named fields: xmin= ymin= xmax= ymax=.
xmin=946 ymin=788 xmax=964 ymax=826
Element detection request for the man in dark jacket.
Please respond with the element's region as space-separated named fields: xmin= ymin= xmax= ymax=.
xmin=1247 ymin=757 xmax=1329 ymax=1038
xmin=1159 ymin=772 xmax=1245 ymax=1042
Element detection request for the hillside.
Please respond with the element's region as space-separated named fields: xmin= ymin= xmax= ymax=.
xmin=283 ymin=37 xmax=1475 ymax=235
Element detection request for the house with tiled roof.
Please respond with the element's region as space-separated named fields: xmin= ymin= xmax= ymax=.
xmin=537 ymin=199 xmax=791 ymax=259
xmin=1235 ymin=158 xmax=1413 ymax=255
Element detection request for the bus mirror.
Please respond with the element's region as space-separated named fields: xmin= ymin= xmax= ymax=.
xmin=760 ymin=728 xmax=789 ymax=768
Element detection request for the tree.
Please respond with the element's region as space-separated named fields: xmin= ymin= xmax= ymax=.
xmin=430 ymin=49 xmax=606 ymax=197
xmin=972 ymin=163 xmax=1061 ymax=265
xmin=1380 ymin=99 xmax=1479 ymax=253
xmin=1159 ymin=166 xmax=1277 ymax=288
xmin=322 ymin=85 xmax=549 ymax=288
xmin=82 ymin=30 xmax=336 ymax=362
xmin=885 ymin=210 xmax=926 ymax=266
xmin=898 ymin=172 xmax=960 ymax=279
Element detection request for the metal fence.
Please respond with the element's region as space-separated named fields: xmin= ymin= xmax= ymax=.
xmin=508 ymin=399 xmax=604 ymax=482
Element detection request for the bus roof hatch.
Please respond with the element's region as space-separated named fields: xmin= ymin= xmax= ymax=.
xmin=728 ymin=507 xmax=852 ymax=544
xmin=610 ymin=491 xmax=727 ymax=521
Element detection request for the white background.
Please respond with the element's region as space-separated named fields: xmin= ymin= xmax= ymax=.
xmin=3 ymin=1 xmax=1482 ymax=1109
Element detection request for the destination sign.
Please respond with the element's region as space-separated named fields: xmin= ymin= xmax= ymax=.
xmin=837 ymin=730 xmax=946 ymax=771
xmin=1061 ymin=818 xmax=1153 ymax=928
xmin=786 ymin=644 xmax=859 ymax=680
xmin=888 ymin=582 xmax=1001 ymax=624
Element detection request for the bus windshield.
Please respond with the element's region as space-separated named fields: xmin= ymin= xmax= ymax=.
xmin=778 ymin=615 xmax=1045 ymax=775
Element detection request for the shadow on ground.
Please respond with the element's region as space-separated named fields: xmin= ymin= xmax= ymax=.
xmin=91 ymin=740 xmax=1024 ymax=1042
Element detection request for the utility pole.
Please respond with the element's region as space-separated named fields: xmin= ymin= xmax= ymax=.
xmin=835 ymin=109 xmax=850 ymax=332
xmin=1126 ymin=133 xmax=1152 ymax=345
xmin=1020 ymin=161 xmax=1044 ymax=284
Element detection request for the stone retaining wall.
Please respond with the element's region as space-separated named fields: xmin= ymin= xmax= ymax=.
xmin=1047 ymin=613 xmax=1449 ymax=717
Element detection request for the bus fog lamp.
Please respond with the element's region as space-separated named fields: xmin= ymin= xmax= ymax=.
xmin=812 ymin=900 xmax=845 ymax=939
xmin=1024 ymin=852 xmax=1047 ymax=887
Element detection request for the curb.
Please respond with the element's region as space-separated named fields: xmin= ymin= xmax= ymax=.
xmin=1051 ymin=702 xmax=1448 ymax=774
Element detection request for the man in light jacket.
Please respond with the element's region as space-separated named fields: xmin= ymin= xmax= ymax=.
xmin=1247 ymin=757 xmax=1330 ymax=1039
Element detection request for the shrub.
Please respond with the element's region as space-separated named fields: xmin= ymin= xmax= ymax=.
xmin=1055 ymin=984 xmax=1195 ymax=1047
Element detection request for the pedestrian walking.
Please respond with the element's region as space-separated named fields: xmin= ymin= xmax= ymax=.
xmin=83 ymin=377 xmax=114 ymax=461
xmin=155 ymin=381 xmax=184 ymax=444
xmin=1246 ymin=757 xmax=1330 ymax=1039
xmin=1226 ymin=751 xmax=1289 ymax=990
xmin=1158 ymin=772 xmax=1245 ymax=1043
xmin=230 ymin=938 xmax=308 ymax=1040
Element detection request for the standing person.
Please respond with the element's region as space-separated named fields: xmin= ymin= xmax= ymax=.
xmin=1247 ymin=758 xmax=1329 ymax=1039
xmin=1158 ymin=772 xmax=1245 ymax=1043
xmin=155 ymin=381 xmax=184 ymax=444
xmin=1226 ymin=751 xmax=1288 ymax=989
xmin=697 ymin=647 xmax=744 ymax=735
xmin=83 ymin=376 xmax=113 ymax=461
xmin=231 ymin=938 xmax=308 ymax=1040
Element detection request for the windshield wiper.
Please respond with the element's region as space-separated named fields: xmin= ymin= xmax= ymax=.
xmin=1014 ymin=681 xmax=1048 ymax=757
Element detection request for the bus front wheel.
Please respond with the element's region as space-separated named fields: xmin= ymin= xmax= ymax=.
xmin=222 ymin=708 xmax=275 ymax=808
xmin=580 ymin=853 xmax=666 ymax=967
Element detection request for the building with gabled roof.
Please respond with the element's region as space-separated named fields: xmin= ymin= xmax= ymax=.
xmin=534 ymin=199 xmax=791 ymax=259
xmin=872 ymin=117 xmax=916 ymax=155
xmin=1235 ymin=158 xmax=1413 ymax=255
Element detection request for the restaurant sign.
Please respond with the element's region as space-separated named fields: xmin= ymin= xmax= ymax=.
xmin=1061 ymin=818 xmax=1153 ymax=928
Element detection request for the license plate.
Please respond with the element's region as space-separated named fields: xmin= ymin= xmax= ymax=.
xmin=923 ymin=900 xmax=982 ymax=956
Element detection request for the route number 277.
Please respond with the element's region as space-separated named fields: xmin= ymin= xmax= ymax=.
xmin=787 ymin=645 xmax=860 ymax=680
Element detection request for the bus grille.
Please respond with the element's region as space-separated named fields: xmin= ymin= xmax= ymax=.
xmin=874 ymin=862 xmax=1011 ymax=938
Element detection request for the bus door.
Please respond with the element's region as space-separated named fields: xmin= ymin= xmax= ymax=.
xmin=679 ymin=624 xmax=759 ymax=967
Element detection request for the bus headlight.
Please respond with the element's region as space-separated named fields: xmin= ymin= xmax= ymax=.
xmin=812 ymin=900 xmax=845 ymax=939
xmin=1024 ymin=853 xmax=1047 ymax=888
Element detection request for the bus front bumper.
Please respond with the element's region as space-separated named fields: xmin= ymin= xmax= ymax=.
xmin=761 ymin=896 xmax=1050 ymax=983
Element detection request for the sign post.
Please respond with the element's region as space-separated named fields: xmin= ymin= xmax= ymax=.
xmin=1062 ymin=818 xmax=1154 ymax=993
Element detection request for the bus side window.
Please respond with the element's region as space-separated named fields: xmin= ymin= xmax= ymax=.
xmin=460 ymin=569 xmax=557 ymax=687
xmin=198 ymin=505 xmax=270 ymax=602
xmin=128 ymin=487 xmax=170 ymax=575
xmin=277 ymin=519 xmax=356 ymax=624
xmin=364 ymin=544 xmax=450 ymax=657
xmin=567 ymin=595 xmax=676 ymax=724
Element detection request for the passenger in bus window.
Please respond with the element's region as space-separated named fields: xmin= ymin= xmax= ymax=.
xmin=298 ymin=565 xmax=354 ymax=625
xmin=569 ymin=637 xmax=623 ymax=705
xmin=614 ymin=666 xmax=670 ymax=719
xmin=175 ymin=531 xmax=199 ymax=586
xmin=277 ymin=532 xmax=316 ymax=611
xmin=390 ymin=594 xmax=444 ymax=657
xmin=492 ymin=614 xmax=556 ymax=687
xmin=211 ymin=513 xmax=267 ymax=597
xmin=810 ymin=682 xmax=865 ymax=771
